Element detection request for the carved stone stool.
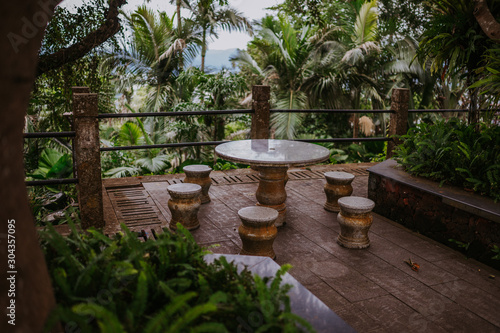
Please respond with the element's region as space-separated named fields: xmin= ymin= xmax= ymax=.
xmin=324 ymin=171 xmax=355 ymax=212
xmin=238 ymin=206 xmax=279 ymax=259
xmin=336 ymin=196 xmax=375 ymax=249
xmin=183 ymin=165 xmax=212 ymax=204
xmin=167 ymin=183 xmax=202 ymax=231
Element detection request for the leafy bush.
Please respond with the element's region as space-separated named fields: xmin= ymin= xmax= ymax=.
xmin=326 ymin=141 xmax=386 ymax=164
xmin=394 ymin=119 xmax=500 ymax=201
xmin=41 ymin=222 xmax=313 ymax=332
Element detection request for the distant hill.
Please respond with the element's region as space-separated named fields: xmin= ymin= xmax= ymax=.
xmin=190 ymin=48 xmax=239 ymax=71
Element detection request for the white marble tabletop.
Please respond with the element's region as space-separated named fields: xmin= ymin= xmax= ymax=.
xmin=215 ymin=139 xmax=330 ymax=167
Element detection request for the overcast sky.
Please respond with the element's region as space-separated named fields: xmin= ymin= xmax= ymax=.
xmin=61 ymin=0 xmax=279 ymax=50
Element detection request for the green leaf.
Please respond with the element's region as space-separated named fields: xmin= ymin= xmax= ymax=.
xmin=72 ymin=303 xmax=126 ymax=333
xmin=130 ymin=270 xmax=148 ymax=318
xmin=166 ymin=303 xmax=217 ymax=333
xmin=39 ymin=148 xmax=64 ymax=171
xmin=46 ymin=154 xmax=73 ymax=178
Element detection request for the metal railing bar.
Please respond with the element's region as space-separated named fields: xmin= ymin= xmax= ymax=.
xmin=97 ymin=109 xmax=253 ymax=119
xmin=407 ymin=109 xmax=498 ymax=113
xmin=100 ymin=141 xmax=227 ymax=152
xmin=270 ymin=109 xmax=394 ymax=114
xmin=408 ymin=109 xmax=468 ymax=113
xmin=297 ymin=137 xmax=391 ymax=143
xmin=25 ymin=178 xmax=78 ymax=186
xmin=24 ymin=131 xmax=76 ymax=139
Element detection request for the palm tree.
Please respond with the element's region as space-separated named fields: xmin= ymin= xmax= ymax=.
xmin=417 ymin=0 xmax=490 ymax=125
xmin=384 ymin=37 xmax=437 ymax=108
xmin=102 ymin=7 xmax=201 ymax=111
xmin=232 ymin=15 xmax=324 ymax=139
xmin=304 ymin=0 xmax=383 ymax=137
xmin=234 ymin=1 xmax=384 ymax=140
xmin=183 ymin=0 xmax=252 ymax=72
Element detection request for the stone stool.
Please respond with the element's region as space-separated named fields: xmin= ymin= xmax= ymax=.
xmin=183 ymin=165 xmax=212 ymax=204
xmin=324 ymin=171 xmax=355 ymax=212
xmin=167 ymin=183 xmax=202 ymax=231
xmin=238 ymin=206 xmax=279 ymax=259
xmin=336 ymin=196 xmax=375 ymax=249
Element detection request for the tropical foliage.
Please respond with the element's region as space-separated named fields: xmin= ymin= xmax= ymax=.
xmin=416 ymin=0 xmax=495 ymax=124
xmin=394 ymin=119 xmax=500 ymax=201
xmin=102 ymin=6 xmax=201 ymax=112
xmin=41 ymin=221 xmax=313 ymax=332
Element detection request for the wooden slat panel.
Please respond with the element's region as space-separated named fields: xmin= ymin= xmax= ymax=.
xmin=107 ymin=184 xmax=167 ymax=233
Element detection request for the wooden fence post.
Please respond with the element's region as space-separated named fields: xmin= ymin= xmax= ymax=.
xmin=251 ymin=85 xmax=271 ymax=139
xmin=387 ymin=88 xmax=410 ymax=159
xmin=73 ymin=90 xmax=104 ymax=229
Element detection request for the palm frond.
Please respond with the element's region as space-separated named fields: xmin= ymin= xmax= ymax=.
xmin=136 ymin=155 xmax=170 ymax=173
xmin=105 ymin=166 xmax=141 ymax=178
xmin=119 ymin=122 xmax=144 ymax=146
xmin=354 ymin=0 xmax=378 ymax=45
xmin=229 ymin=50 xmax=263 ymax=76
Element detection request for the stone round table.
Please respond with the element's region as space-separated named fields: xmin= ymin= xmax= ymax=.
xmin=215 ymin=139 xmax=330 ymax=226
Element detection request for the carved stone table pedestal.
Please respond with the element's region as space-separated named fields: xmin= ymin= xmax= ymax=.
xmin=255 ymin=166 xmax=288 ymax=227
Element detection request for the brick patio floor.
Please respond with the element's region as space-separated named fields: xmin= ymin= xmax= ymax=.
xmin=102 ymin=163 xmax=500 ymax=333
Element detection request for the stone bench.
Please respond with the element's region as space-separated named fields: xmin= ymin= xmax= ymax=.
xmin=323 ymin=171 xmax=354 ymax=212
xmin=167 ymin=183 xmax=202 ymax=231
xmin=238 ymin=206 xmax=279 ymax=259
xmin=183 ymin=165 xmax=213 ymax=204
xmin=204 ymin=254 xmax=356 ymax=333
xmin=336 ymin=196 xmax=375 ymax=249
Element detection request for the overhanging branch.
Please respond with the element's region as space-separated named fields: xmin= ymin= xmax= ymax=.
xmin=474 ymin=0 xmax=500 ymax=42
xmin=36 ymin=0 xmax=127 ymax=76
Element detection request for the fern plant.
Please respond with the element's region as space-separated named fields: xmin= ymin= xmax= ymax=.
xmin=41 ymin=221 xmax=313 ymax=332
xmin=394 ymin=118 xmax=500 ymax=201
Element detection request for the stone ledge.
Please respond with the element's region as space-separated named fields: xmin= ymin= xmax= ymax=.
xmin=204 ymin=254 xmax=356 ymax=333
xmin=368 ymin=159 xmax=500 ymax=269
xmin=368 ymin=159 xmax=500 ymax=224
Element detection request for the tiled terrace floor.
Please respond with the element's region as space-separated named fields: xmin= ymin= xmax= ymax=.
xmin=102 ymin=163 xmax=500 ymax=333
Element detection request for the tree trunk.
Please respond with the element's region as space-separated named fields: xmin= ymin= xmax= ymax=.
xmin=177 ymin=0 xmax=182 ymax=37
xmin=352 ymin=91 xmax=360 ymax=138
xmin=1 ymin=1 xmax=60 ymax=332
xmin=352 ymin=114 xmax=359 ymax=138
xmin=176 ymin=0 xmax=184 ymax=99
xmin=201 ymin=29 xmax=207 ymax=72
xmin=474 ymin=0 xmax=500 ymax=42
xmin=177 ymin=0 xmax=184 ymax=71
xmin=468 ymin=86 xmax=481 ymax=129
xmin=215 ymin=116 xmax=225 ymax=141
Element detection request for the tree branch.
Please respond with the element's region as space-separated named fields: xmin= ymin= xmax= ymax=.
xmin=474 ymin=0 xmax=500 ymax=42
xmin=36 ymin=0 xmax=127 ymax=76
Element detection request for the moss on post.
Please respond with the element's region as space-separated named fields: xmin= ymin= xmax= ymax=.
xmin=251 ymin=85 xmax=271 ymax=139
xmin=73 ymin=92 xmax=104 ymax=229
xmin=387 ymin=88 xmax=410 ymax=159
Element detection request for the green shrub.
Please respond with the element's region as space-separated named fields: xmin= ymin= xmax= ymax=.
xmin=394 ymin=119 xmax=500 ymax=201
xmin=40 ymin=222 xmax=313 ymax=332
